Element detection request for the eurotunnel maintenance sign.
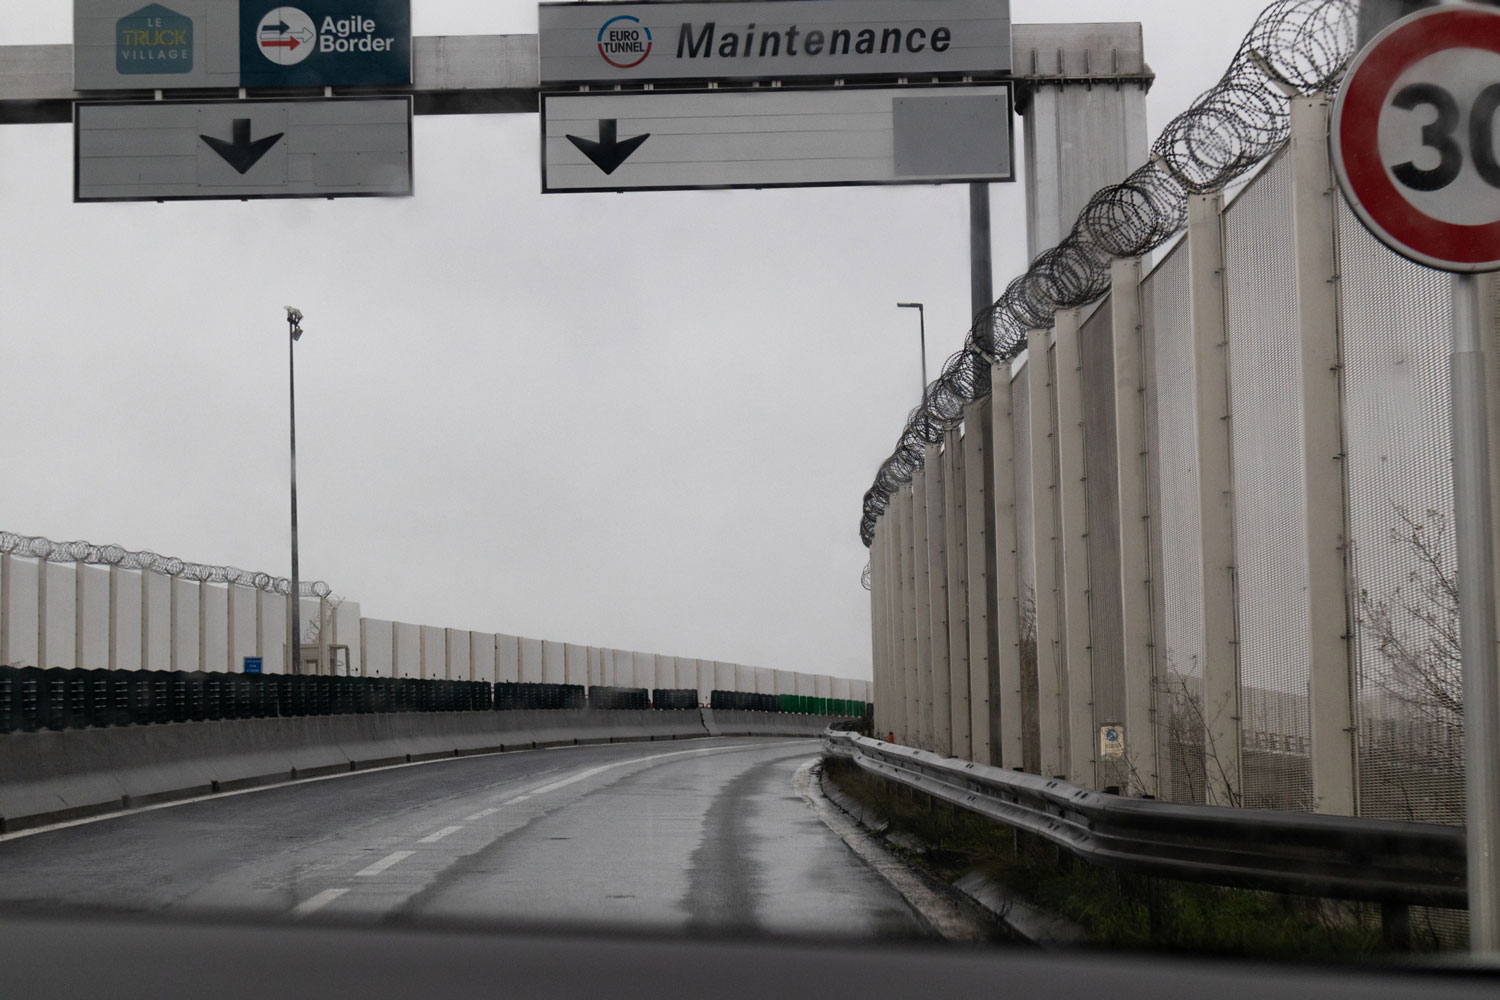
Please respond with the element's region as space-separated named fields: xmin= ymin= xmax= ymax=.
xmin=74 ymin=0 xmax=411 ymax=90
xmin=538 ymin=0 xmax=1012 ymax=85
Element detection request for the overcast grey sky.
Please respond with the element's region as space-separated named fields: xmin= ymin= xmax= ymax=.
xmin=0 ymin=1 xmax=1277 ymax=681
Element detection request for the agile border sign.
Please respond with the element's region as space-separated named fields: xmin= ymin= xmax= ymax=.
xmin=74 ymin=0 xmax=411 ymax=90
xmin=1332 ymin=3 xmax=1500 ymax=272
xmin=537 ymin=0 xmax=1011 ymax=85
xmin=541 ymin=84 xmax=1013 ymax=193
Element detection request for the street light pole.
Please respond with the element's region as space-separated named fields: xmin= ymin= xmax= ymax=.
xmin=896 ymin=302 xmax=927 ymax=395
xmin=285 ymin=306 xmax=304 ymax=676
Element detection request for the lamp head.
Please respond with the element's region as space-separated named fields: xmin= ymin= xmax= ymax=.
xmin=896 ymin=302 xmax=922 ymax=310
xmin=285 ymin=306 xmax=304 ymax=340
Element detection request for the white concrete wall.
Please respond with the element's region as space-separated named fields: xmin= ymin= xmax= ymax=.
xmin=171 ymin=579 xmax=198 ymax=671
xmin=446 ymin=628 xmax=471 ymax=681
xmin=44 ymin=562 xmax=75 ymax=669
xmin=542 ymin=639 xmax=566 ymax=684
xmin=229 ymin=585 xmax=257 ymax=673
xmin=816 ymin=675 xmax=832 ymax=700
xmin=362 ymin=618 xmax=394 ymax=678
xmin=496 ymin=634 xmax=519 ymax=683
xmin=201 ymin=584 xmax=229 ymax=672
xmin=832 ymin=677 xmax=851 ymax=701
xmin=112 ymin=568 xmax=142 ymax=670
xmin=471 ymin=631 xmax=497 ymax=683
xmin=4 ymin=558 xmax=39 ymax=667
xmin=80 ymin=565 xmax=109 ymax=668
xmin=564 ymin=643 xmax=588 ymax=686
xmin=630 ymin=651 xmax=653 ymax=690
xmin=519 ymin=637 xmax=544 ymax=683
xmin=0 ymin=552 xmax=871 ymax=705
xmin=420 ymin=625 xmax=446 ymax=679
xmin=258 ymin=591 xmax=285 ymax=673
xmin=393 ymin=621 xmax=421 ymax=678
xmin=333 ymin=600 xmax=362 ymax=676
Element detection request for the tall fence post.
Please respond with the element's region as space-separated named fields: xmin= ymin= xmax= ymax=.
xmin=37 ymin=558 xmax=48 ymax=670
xmin=913 ymin=468 xmax=934 ymax=749
xmin=1029 ymin=329 xmax=1065 ymax=777
xmin=74 ymin=561 xmax=85 ymax=670
xmin=900 ymin=485 xmax=920 ymax=745
xmin=964 ymin=398 xmax=997 ymax=765
xmin=943 ymin=427 xmax=972 ymax=758
xmin=0 ymin=553 xmax=10 ymax=666
xmin=107 ymin=565 xmax=119 ymax=670
xmin=1054 ymin=306 xmax=1097 ymax=787
xmin=1291 ymin=96 xmax=1357 ymax=816
xmin=870 ymin=519 xmax=887 ymax=738
xmin=991 ymin=359 xmax=1025 ymax=769
xmin=885 ymin=509 xmax=907 ymax=743
xmin=925 ymin=443 xmax=953 ymax=756
xmin=1188 ymin=191 xmax=1243 ymax=806
xmin=1111 ymin=256 xmax=1160 ymax=797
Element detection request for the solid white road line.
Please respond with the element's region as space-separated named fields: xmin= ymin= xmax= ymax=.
xmin=289 ymin=888 xmax=349 ymax=917
xmin=355 ymin=850 xmax=415 ymax=876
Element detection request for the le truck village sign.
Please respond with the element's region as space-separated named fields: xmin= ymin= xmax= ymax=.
xmin=537 ymin=0 xmax=1012 ymax=85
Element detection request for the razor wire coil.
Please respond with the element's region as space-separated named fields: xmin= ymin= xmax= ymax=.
xmin=0 ymin=530 xmax=333 ymax=599
xmin=860 ymin=0 xmax=1357 ymax=547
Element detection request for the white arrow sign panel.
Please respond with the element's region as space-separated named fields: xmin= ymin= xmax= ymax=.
xmin=541 ymin=84 xmax=1013 ymax=193
xmin=75 ymin=97 xmax=413 ymax=202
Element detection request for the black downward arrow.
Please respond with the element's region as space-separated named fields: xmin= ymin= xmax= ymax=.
xmin=199 ymin=119 xmax=285 ymax=175
xmin=565 ymin=119 xmax=650 ymax=175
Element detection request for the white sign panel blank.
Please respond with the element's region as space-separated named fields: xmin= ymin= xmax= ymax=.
xmin=75 ymin=97 xmax=412 ymax=202
xmin=541 ymin=85 xmax=1012 ymax=193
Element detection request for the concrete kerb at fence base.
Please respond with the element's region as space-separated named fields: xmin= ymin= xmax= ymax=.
xmin=0 ymin=709 xmax=715 ymax=833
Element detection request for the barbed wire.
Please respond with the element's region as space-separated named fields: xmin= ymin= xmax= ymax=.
xmin=0 ymin=530 xmax=333 ymax=599
xmin=860 ymin=0 xmax=1357 ymax=548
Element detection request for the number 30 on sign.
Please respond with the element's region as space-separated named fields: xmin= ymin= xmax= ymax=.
xmin=1332 ymin=4 xmax=1500 ymax=272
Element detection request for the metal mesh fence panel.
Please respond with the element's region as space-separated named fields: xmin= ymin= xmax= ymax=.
xmin=1143 ymin=240 xmax=1205 ymax=803
xmin=1222 ymin=149 xmax=1314 ymax=812
xmin=1080 ymin=299 xmax=1127 ymax=792
xmin=1337 ymin=197 xmax=1463 ymax=829
xmin=1012 ymin=360 xmax=1040 ymax=774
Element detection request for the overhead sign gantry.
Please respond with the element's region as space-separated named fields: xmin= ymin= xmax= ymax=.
xmin=536 ymin=0 xmax=1014 ymax=193
xmin=70 ymin=0 xmax=413 ymax=201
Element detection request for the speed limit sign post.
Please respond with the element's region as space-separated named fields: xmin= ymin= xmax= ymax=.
xmin=1333 ymin=2 xmax=1500 ymax=955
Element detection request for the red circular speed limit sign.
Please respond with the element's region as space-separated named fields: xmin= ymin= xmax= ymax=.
xmin=1333 ymin=4 xmax=1500 ymax=272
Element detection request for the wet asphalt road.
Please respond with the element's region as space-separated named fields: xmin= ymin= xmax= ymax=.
xmin=0 ymin=737 xmax=928 ymax=938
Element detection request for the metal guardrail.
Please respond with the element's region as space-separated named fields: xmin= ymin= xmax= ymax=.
xmin=822 ymin=730 xmax=1466 ymax=909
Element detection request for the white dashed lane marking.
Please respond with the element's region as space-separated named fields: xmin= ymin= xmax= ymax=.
xmin=418 ymin=825 xmax=464 ymax=844
xmin=290 ymin=887 xmax=349 ymax=917
xmin=355 ymin=850 xmax=414 ymax=876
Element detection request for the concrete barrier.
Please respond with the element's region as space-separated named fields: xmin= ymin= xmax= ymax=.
xmin=701 ymin=710 xmax=842 ymax=738
xmin=0 ymin=708 xmax=718 ymax=833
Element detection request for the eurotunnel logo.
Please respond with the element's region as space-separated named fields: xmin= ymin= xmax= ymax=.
xmin=598 ymin=15 xmax=652 ymax=69
xmin=257 ymin=6 xmax=316 ymax=66
xmin=116 ymin=3 xmax=193 ymax=75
